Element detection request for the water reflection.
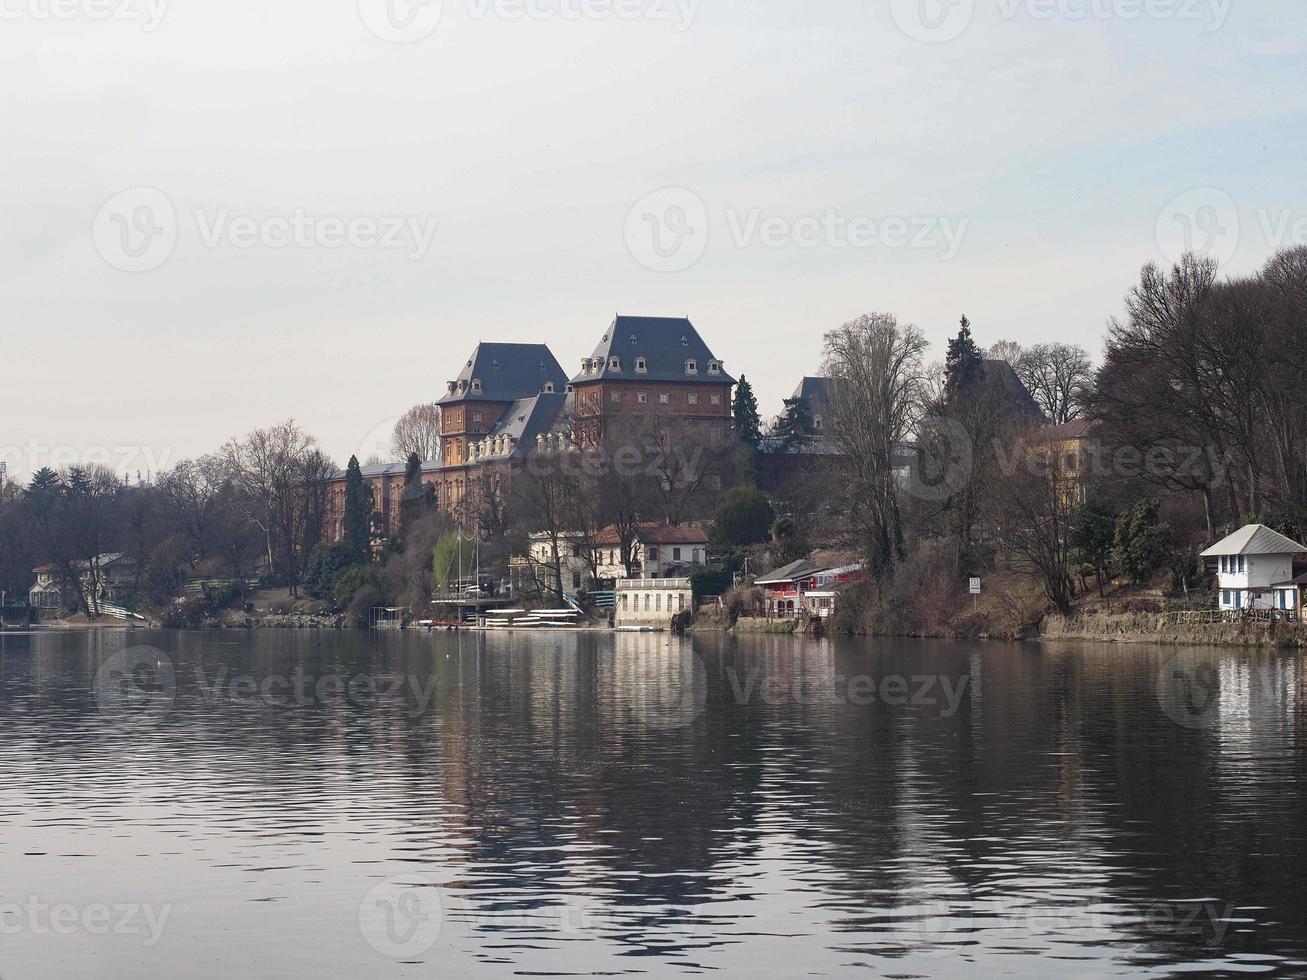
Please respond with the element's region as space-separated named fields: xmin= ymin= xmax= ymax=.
xmin=0 ymin=630 xmax=1305 ymax=977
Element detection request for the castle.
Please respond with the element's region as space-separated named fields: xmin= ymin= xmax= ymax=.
xmin=325 ymin=315 xmax=736 ymax=539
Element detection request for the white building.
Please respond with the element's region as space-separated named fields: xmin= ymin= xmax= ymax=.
xmin=510 ymin=531 xmax=592 ymax=598
xmin=592 ymin=524 xmax=710 ymax=581
xmin=615 ymin=577 xmax=692 ymax=628
xmin=1200 ymin=524 xmax=1307 ymax=614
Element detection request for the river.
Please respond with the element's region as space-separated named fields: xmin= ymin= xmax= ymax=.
xmin=0 ymin=629 xmax=1304 ymax=977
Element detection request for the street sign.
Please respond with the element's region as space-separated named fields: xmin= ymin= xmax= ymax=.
xmin=969 ymin=578 xmax=982 ymax=595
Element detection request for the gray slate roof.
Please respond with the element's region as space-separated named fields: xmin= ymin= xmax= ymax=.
xmin=1201 ymin=524 xmax=1307 ymax=557
xmin=479 ymin=392 xmax=570 ymax=459
xmin=755 ymin=559 xmax=825 ymax=585
xmin=439 ymin=343 xmax=566 ymax=405
xmin=570 ymin=316 xmax=736 ymax=386
xmin=791 ymin=376 xmax=839 ymax=413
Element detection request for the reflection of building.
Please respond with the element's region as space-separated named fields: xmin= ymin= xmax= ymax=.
xmin=1201 ymin=524 xmax=1307 ymax=613
xmin=324 ymin=316 xmax=737 ymax=540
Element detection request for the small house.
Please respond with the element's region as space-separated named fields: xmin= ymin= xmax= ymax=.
xmin=1200 ymin=524 xmax=1307 ymax=614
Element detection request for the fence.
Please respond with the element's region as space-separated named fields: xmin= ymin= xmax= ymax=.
xmin=1158 ymin=607 xmax=1297 ymax=628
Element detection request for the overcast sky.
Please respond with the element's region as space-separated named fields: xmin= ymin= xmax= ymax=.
xmin=3 ymin=0 xmax=1305 ymax=479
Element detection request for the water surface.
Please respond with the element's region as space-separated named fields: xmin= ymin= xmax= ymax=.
xmin=1 ymin=630 xmax=1304 ymax=977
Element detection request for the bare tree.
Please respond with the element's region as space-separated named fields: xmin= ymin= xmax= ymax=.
xmin=987 ymin=339 xmax=1024 ymax=365
xmin=1000 ymin=437 xmax=1078 ymax=614
xmin=1015 ymin=343 xmax=1093 ymax=423
xmin=822 ymin=312 xmax=930 ymax=573
xmin=391 ymin=403 xmax=441 ymax=462
xmin=222 ymin=420 xmax=323 ymax=596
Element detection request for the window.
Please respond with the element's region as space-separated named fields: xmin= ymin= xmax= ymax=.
xmin=710 ymin=394 xmax=721 ymax=405
xmin=659 ymin=392 xmax=670 ymax=404
xmin=635 ymin=357 xmax=647 ymax=373
xmin=472 ymin=412 xmax=483 ymax=423
xmin=814 ymin=416 xmax=823 ymax=429
xmin=622 ymin=594 xmax=629 ymax=611
xmin=609 ymin=356 xmax=622 ymax=371
xmin=708 ymin=360 xmax=720 ymax=375
xmin=471 ymin=379 xmax=482 ymax=392
xmin=648 ymin=547 xmax=659 ymax=561
xmin=572 ymin=571 xmax=581 ymax=590
xmin=644 ymin=594 xmax=650 ymax=611
xmin=1239 ymin=555 xmax=1247 ymax=573
xmin=544 ymin=382 xmax=555 ymax=393
xmin=638 ymin=392 xmax=648 ymax=404
xmin=685 ymin=359 xmax=698 ymax=374
xmin=673 ymin=547 xmax=682 ymax=561
xmin=656 ymin=593 xmax=662 ymax=611
xmin=611 ymin=391 xmax=621 ymax=403
xmin=1222 ymin=590 xmax=1230 ymax=605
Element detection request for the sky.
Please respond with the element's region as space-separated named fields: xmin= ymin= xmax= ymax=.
xmin=3 ymin=0 xmax=1306 ymax=479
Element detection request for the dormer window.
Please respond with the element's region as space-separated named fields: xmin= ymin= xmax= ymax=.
xmin=446 ymin=382 xmax=457 ymax=395
xmin=580 ymin=358 xmax=592 ymax=374
xmin=681 ymin=337 xmax=689 ymax=346
xmin=685 ymin=359 xmax=698 ymax=375
xmin=544 ymin=382 xmax=555 ymax=394
xmin=609 ymin=356 xmax=622 ymax=372
xmin=565 ymin=384 xmax=575 ymax=393
xmin=470 ymin=379 xmax=482 ymax=393
xmin=708 ymin=360 xmax=720 ymax=375
xmin=635 ymin=357 xmax=648 ymax=373
xmin=630 ymin=334 xmax=638 ymax=344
